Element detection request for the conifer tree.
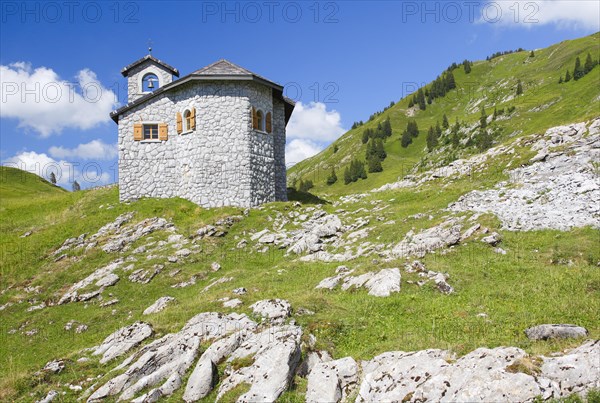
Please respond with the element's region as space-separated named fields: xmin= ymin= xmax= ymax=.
xmin=375 ymin=139 xmax=386 ymax=160
xmin=426 ymin=126 xmax=438 ymax=152
xmin=367 ymin=155 xmax=383 ymax=173
xmin=362 ymin=129 xmax=370 ymax=144
xmin=480 ymin=106 xmax=488 ymax=128
xmin=451 ymin=120 xmax=460 ymax=148
xmin=382 ymin=118 xmax=392 ymax=137
xmin=558 ymin=76 xmax=563 ymax=84
xmin=530 ymin=50 xmax=535 ymax=57
xmin=435 ymin=122 xmax=442 ymax=138
xmin=326 ymin=168 xmax=337 ymax=185
xmin=463 ymin=60 xmax=472 ymax=74
xmin=565 ymin=69 xmax=571 ymax=82
xmin=584 ymin=52 xmax=594 ymax=74
xmin=401 ymin=130 xmax=412 ymax=148
xmin=49 ymin=172 xmax=57 ymax=185
xmin=516 ymin=80 xmax=523 ymax=95
xmin=72 ymin=181 xmax=81 ymax=192
xmin=408 ymin=98 xmax=414 ymax=108
xmin=573 ymin=57 xmax=584 ymax=80
xmin=442 ymin=114 xmax=449 ymax=129
xmin=344 ymin=167 xmax=352 ymax=185
xmin=417 ymin=88 xmax=426 ymax=110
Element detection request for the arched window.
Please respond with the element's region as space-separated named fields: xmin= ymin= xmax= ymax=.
xmin=184 ymin=110 xmax=192 ymax=131
xmin=256 ymin=110 xmax=264 ymax=131
xmin=142 ymin=73 xmax=159 ymax=92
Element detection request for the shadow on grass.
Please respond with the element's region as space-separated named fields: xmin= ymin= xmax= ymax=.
xmin=286 ymin=188 xmax=330 ymax=205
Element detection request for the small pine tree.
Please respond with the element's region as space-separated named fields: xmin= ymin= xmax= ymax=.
xmin=558 ymin=76 xmax=563 ymax=84
xmin=343 ymin=167 xmax=352 ymax=185
xmin=565 ymin=69 xmax=571 ymax=82
xmin=361 ymin=130 xmax=370 ymax=144
xmin=408 ymin=98 xmax=414 ymax=108
xmin=480 ymin=106 xmax=488 ymax=128
xmin=584 ymin=52 xmax=594 ymax=74
xmin=49 ymin=172 xmax=57 ymax=185
xmin=476 ymin=129 xmax=493 ymax=151
xmin=299 ymin=179 xmax=314 ymax=192
xmin=426 ymin=126 xmax=438 ymax=152
xmin=375 ymin=139 xmax=387 ymax=160
xmin=72 ymin=181 xmax=81 ymax=192
xmin=573 ymin=57 xmax=584 ymax=80
xmin=333 ymin=144 xmax=339 ymax=153
xmin=367 ymin=155 xmax=383 ymax=173
xmin=326 ymin=168 xmax=337 ymax=185
xmin=401 ymin=130 xmax=412 ymax=148
xmin=417 ymin=88 xmax=426 ymax=110
xmin=382 ymin=118 xmax=392 ymax=137
xmin=442 ymin=114 xmax=449 ymax=129
xmin=463 ymin=60 xmax=471 ymax=74
xmin=530 ymin=50 xmax=535 ymax=57
xmin=516 ymin=80 xmax=523 ymax=96
xmin=451 ymin=121 xmax=460 ymax=148
xmin=492 ymin=107 xmax=498 ymax=121
xmin=435 ymin=122 xmax=442 ymax=138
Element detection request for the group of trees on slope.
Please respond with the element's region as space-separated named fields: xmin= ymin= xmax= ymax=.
xmin=313 ymin=46 xmax=593 ymax=189
xmin=559 ymin=53 xmax=598 ymax=83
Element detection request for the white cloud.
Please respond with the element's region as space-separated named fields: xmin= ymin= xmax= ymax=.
xmin=0 ymin=62 xmax=118 ymax=137
xmin=286 ymin=102 xmax=346 ymax=142
xmin=3 ymin=151 xmax=113 ymax=189
xmin=285 ymin=139 xmax=324 ymax=167
xmin=49 ymin=139 xmax=117 ymax=160
xmin=478 ymin=1 xmax=600 ymax=30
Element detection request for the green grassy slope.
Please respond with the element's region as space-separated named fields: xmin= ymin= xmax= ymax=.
xmin=289 ymin=32 xmax=600 ymax=195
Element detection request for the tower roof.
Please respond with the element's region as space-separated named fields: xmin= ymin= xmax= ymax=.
xmin=120 ymin=55 xmax=180 ymax=77
xmin=111 ymin=59 xmax=294 ymax=124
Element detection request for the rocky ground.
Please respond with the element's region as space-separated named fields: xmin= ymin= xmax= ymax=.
xmin=8 ymin=120 xmax=600 ymax=402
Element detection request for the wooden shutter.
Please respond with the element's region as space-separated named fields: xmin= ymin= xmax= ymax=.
xmin=133 ymin=123 xmax=143 ymax=141
xmin=176 ymin=112 xmax=182 ymax=134
xmin=266 ymin=112 xmax=272 ymax=133
xmin=158 ymin=123 xmax=168 ymax=141
xmin=252 ymin=107 xmax=258 ymax=130
xmin=191 ymin=108 xmax=196 ymax=130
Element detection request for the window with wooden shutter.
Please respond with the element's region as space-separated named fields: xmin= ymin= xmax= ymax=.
xmin=256 ymin=110 xmax=265 ymax=131
xmin=190 ymin=107 xmax=196 ymax=130
xmin=266 ymin=112 xmax=272 ymax=133
xmin=133 ymin=123 xmax=143 ymax=141
xmin=252 ymin=107 xmax=258 ymax=130
xmin=158 ymin=123 xmax=168 ymax=141
xmin=176 ymin=112 xmax=182 ymax=134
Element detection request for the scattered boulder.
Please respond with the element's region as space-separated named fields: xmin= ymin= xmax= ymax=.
xmin=222 ymin=298 xmax=243 ymax=308
xmin=482 ymin=232 xmax=502 ymax=246
xmin=88 ymin=313 xmax=256 ymax=402
xmin=143 ymin=296 xmax=176 ymax=315
xmin=392 ymin=221 xmax=462 ymax=258
xmin=36 ymin=390 xmax=59 ymax=403
xmin=363 ymin=268 xmax=401 ymax=297
xmin=42 ymin=360 xmax=65 ymax=374
xmin=319 ymin=268 xmax=400 ymax=297
xmin=250 ymin=299 xmax=292 ymax=324
xmin=216 ymin=325 xmax=302 ymax=402
xmin=92 ymin=321 xmax=153 ymax=364
xmin=58 ymin=259 xmax=123 ymax=304
xmin=541 ymin=340 xmax=600 ymax=396
xmin=356 ymin=349 xmax=452 ymax=402
xmin=306 ymin=357 xmax=359 ymax=403
xmin=525 ymin=324 xmax=588 ymax=340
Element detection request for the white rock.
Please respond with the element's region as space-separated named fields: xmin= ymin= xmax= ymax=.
xmin=143 ymin=296 xmax=176 ymax=315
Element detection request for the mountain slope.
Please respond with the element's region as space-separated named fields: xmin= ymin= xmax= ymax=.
xmin=289 ymin=32 xmax=600 ymax=195
xmin=0 ymin=34 xmax=599 ymax=402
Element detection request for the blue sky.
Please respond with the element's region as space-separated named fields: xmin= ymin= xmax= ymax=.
xmin=1 ymin=1 xmax=598 ymax=188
